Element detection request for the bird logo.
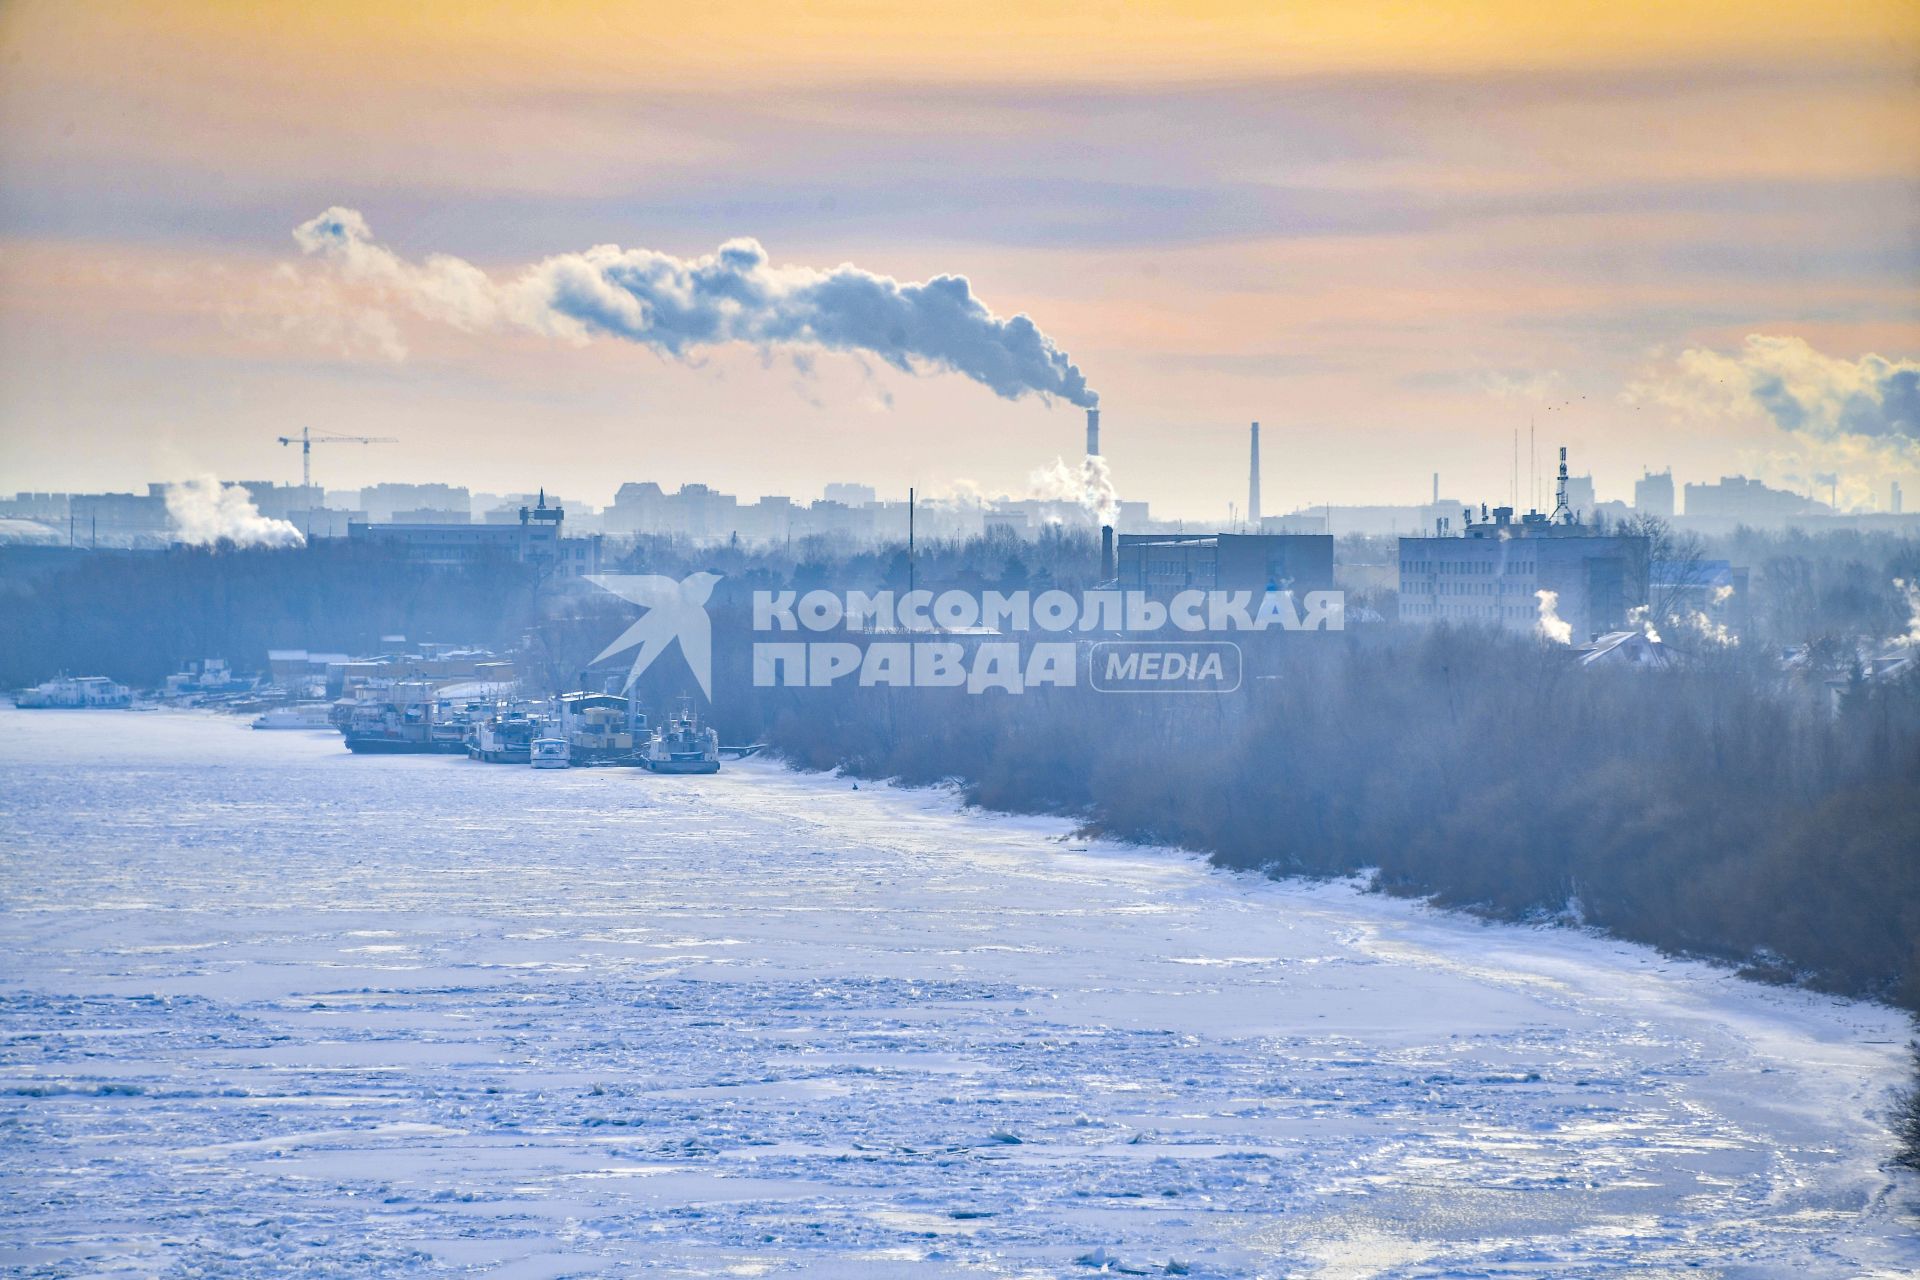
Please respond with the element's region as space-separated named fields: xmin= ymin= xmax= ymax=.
xmin=587 ymin=572 xmax=722 ymax=699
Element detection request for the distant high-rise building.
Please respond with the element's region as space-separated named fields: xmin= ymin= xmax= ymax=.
xmin=1634 ymin=469 xmax=1675 ymax=518
xmin=1682 ymin=475 xmax=1822 ymax=522
xmin=822 ymin=483 xmax=876 ymax=507
xmin=1564 ymin=474 xmax=1595 ymax=517
xmin=1893 ymin=480 xmax=1904 ymax=515
xmin=359 ymin=483 xmax=470 ymax=524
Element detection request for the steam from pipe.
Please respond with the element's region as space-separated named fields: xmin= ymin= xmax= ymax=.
xmin=1029 ymin=455 xmax=1120 ymax=527
xmin=166 ymin=477 xmax=305 ymax=548
xmin=293 ymin=208 xmax=1098 ymax=407
xmin=1535 ymin=589 xmax=1572 ymax=645
xmin=1896 ymin=578 xmax=1920 ymax=646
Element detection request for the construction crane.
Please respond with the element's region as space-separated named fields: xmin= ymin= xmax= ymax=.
xmin=276 ymin=427 xmax=397 ymax=490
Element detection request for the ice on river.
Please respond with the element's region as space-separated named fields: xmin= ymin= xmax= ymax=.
xmin=0 ymin=709 xmax=1915 ymax=1277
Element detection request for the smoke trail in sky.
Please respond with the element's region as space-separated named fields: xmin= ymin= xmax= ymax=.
xmin=293 ymin=208 xmax=1098 ymax=407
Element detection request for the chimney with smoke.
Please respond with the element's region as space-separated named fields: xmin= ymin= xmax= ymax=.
xmin=1248 ymin=422 xmax=1261 ymax=529
xmin=1101 ymin=524 xmax=1115 ymax=582
xmin=1086 ymin=407 xmax=1101 ymax=458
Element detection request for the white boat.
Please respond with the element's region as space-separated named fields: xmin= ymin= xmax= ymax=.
xmin=530 ymin=737 xmax=571 ymax=769
xmin=251 ymin=703 xmax=334 ymax=730
xmin=640 ymin=703 xmax=721 ymax=774
xmin=14 ymin=675 xmax=132 ymax=709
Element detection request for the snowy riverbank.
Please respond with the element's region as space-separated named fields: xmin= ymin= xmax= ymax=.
xmin=1 ymin=708 xmax=1914 ymax=1277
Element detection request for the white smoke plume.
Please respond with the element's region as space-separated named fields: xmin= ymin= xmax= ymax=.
xmin=292 ymin=208 xmax=1098 ymax=407
xmin=1896 ymin=578 xmax=1920 ymax=647
xmin=166 ymin=477 xmax=305 ymax=548
xmin=1535 ymin=589 xmax=1572 ymax=645
xmin=1685 ymin=584 xmax=1739 ymax=647
xmin=1028 ymin=455 xmax=1120 ymax=527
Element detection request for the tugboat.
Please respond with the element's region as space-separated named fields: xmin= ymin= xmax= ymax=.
xmin=640 ymin=700 xmax=721 ymax=774
xmin=339 ymin=681 xmax=453 ymax=754
xmin=554 ymin=691 xmax=647 ymax=766
xmin=341 ymin=702 xmax=438 ymax=753
xmin=469 ymin=703 xmax=544 ymax=764
xmin=530 ymin=736 xmax=570 ymax=769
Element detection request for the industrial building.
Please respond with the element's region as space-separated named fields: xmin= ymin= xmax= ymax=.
xmin=1116 ymin=532 xmax=1335 ymax=597
xmin=1398 ymin=514 xmax=1647 ymax=639
xmin=1397 ymin=450 xmax=1648 ymax=640
xmin=348 ymin=492 xmax=601 ymax=578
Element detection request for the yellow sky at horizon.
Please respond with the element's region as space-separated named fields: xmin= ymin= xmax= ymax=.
xmin=7 ymin=0 xmax=1919 ymax=90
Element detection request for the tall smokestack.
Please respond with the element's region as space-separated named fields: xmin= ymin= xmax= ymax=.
xmin=1432 ymin=472 xmax=1439 ymax=505
xmin=1086 ymin=407 xmax=1101 ymax=458
xmin=1248 ymin=422 xmax=1261 ymax=529
xmin=1101 ymin=524 xmax=1115 ymax=581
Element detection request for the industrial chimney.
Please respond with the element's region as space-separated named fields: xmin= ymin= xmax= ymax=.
xmin=1100 ymin=524 xmax=1115 ymax=582
xmin=1086 ymin=407 xmax=1101 ymax=458
xmin=1247 ymin=422 xmax=1261 ymax=529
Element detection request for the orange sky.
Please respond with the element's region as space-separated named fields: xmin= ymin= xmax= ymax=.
xmin=2 ymin=0 xmax=1917 ymax=514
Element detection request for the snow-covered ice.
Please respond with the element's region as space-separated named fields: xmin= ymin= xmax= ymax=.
xmin=0 ymin=708 xmax=1914 ymax=1277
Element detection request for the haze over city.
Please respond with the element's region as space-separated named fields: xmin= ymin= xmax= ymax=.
xmin=4 ymin=6 xmax=1920 ymax=1277
xmin=2 ymin=1 xmax=1916 ymax=516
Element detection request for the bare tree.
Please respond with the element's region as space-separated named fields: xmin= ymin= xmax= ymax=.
xmin=1622 ymin=513 xmax=1709 ymax=632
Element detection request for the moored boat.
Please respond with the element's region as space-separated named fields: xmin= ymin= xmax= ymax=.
xmin=469 ymin=703 xmax=544 ymax=763
xmin=14 ymin=675 xmax=132 ymax=709
xmin=641 ymin=702 xmax=721 ymax=774
xmin=251 ymin=703 xmax=334 ymax=730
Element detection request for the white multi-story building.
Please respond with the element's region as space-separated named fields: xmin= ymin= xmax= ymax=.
xmin=1398 ymin=507 xmax=1647 ymax=640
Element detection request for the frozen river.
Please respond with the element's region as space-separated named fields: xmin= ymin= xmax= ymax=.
xmin=1 ymin=709 xmax=1914 ymax=1277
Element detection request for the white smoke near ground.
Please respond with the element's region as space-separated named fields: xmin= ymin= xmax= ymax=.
xmin=1627 ymin=605 xmax=1663 ymax=645
xmin=1688 ymin=584 xmax=1740 ymax=647
xmin=1028 ymin=455 xmax=1120 ymax=527
xmin=1535 ymin=589 xmax=1572 ymax=645
xmin=166 ymin=477 xmax=305 ymax=548
xmin=1895 ymin=578 xmax=1920 ymax=646
xmin=291 ymin=207 xmax=1098 ymax=407
xmin=924 ymin=479 xmax=991 ymax=510
xmin=1685 ymin=613 xmax=1736 ymax=646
